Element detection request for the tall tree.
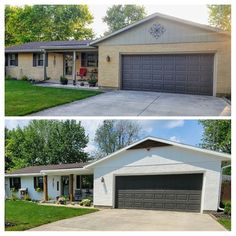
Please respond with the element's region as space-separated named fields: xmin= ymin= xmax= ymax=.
xmin=199 ymin=120 xmax=231 ymax=154
xmin=103 ymin=5 xmax=146 ymax=34
xmin=5 ymin=5 xmax=94 ymax=46
xmin=208 ymin=5 xmax=231 ymax=31
xmin=5 ymin=120 xmax=89 ymax=172
xmin=94 ymin=120 xmax=141 ymax=156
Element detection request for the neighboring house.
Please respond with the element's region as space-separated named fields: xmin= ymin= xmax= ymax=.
xmin=5 ymin=137 xmax=231 ymax=213
xmin=5 ymin=12 xmax=231 ymax=96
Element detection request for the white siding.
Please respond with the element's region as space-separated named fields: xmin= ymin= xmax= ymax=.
xmin=93 ymin=146 xmax=222 ymax=211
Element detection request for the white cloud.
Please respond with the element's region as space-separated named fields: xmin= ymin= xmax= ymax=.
xmin=169 ymin=136 xmax=181 ymax=143
xmin=165 ymin=120 xmax=185 ymax=129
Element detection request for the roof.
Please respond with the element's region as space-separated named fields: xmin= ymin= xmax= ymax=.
xmin=5 ymin=40 xmax=94 ymax=52
xmin=85 ymin=136 xmax=231 ymax=168
xmin=7 ymin=162 xmax=89 ymax=175
xmin=90 ymin=12 xmax=230 ymax=46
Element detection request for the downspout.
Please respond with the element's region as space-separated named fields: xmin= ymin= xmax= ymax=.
xmin=218 ymin=164 xmax=231 ymax=211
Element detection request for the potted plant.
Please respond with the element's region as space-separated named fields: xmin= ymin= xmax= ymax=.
xmin=88 ymin=78 xmax=98 ymax=87
xmin=35 ymin=187 xmax=42 ymax=192
xmin=60 ymin=76 xmax=68 ymax=85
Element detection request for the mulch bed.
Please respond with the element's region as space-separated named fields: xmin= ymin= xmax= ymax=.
xmin=211 ymin=211 xmax=231 ymax=220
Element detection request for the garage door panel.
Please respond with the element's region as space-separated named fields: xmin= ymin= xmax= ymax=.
xmin=116 ymin=174 xmax=203 ymax=212
xmin=122 ymin=54 xmax=214 ymax=95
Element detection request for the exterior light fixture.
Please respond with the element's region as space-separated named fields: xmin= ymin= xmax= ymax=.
xmin=101 ymin=177 xmax=104 ymax=183
xmin=106 ymin=55 xmax=111 ymax=62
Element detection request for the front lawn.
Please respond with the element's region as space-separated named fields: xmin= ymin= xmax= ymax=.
xmin=5 ymin=200 xmax=98 ymax=231
xmin=218 ymin=218 xmax=231 ymax=231
xmin=5 ymin=80 xmax=102 ymax=116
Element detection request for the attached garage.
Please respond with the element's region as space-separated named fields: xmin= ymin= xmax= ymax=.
xmin=88 ymin=137 xmax=231 ymax=213
xmin=121 ymin=54 xmax=214 ymax=95
xmin=115 ymin=174 xmax=203 ymax=212
xmin=91 ymin=12 xmax=231 ymax=97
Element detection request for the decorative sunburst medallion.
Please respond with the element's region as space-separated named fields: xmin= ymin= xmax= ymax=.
xmin=149 ymin=24 xmax=166 ymax=39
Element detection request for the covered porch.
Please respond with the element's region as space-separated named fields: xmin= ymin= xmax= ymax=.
xmin=42 ymin=167 xmax=94 ymax=203
xmin=41 ymin=45 xmax=98 ymax=85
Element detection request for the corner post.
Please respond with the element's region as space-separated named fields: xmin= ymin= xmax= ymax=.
xmin=73 ymin=51 xmax=76 ymax=85
xmin=43 ymin=175 xmax=48 ymax=201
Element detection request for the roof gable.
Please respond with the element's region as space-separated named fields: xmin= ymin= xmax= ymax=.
xmin=91 ymin=12 xmax=230 ymax=46
xmin=85 ymin=137 xmax=231 ymax=168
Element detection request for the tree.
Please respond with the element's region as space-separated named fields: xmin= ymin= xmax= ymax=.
xmin=94 ymin=120 xmax=142 ymax=156
xmin=103 ymin=5 xmax=146 ymax=34
xmin=5 ymin=5 xmax=94 ymax=46
xmin=199 ymin=120 xmax=231 ymax=153
xmin=208 ymin=5 xmax=231 ymax=31
xmin=5 ymin=120 xmax=89 ymax=172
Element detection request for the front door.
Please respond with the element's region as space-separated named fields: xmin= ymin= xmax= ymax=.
xmin=61 ymin=176 xmax=69 ymax=197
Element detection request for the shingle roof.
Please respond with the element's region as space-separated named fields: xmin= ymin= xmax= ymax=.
xmin=5 ymin=40 xmax=93 ymax=52
xmin=8 ymin=162 xmax=89 ymax=174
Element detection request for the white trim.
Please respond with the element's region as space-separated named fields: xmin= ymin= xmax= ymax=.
xmin=5 ymin=173 xmax=42 ymax=177
xmin=90 ymin=12 xmax=229 ymax=46
xmin=85 ymin=136 xmax=231 ymax=168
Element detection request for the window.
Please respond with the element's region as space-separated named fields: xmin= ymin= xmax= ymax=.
xmin=64 ymin=53 xmax=73 ymax=75
xmin=76 ymin=175 xmax=93 ymax=189
xmin=33 ymin=53 xmax=48 ymax=67
xmin=81 ymin=52 xmax=98 ymax=67
xmin=9 ymin=177 xmax=21 ymax=190
xmin=34 ymin=176 xmax=44 ymax=191
xmin=5 ymin=54 xmax=18 ymax=66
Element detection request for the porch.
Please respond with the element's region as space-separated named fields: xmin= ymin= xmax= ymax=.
xmin=42 ymin=169 xmax=94 ymax=203
xmin=42 ymin=47 xmax=98 ymax=85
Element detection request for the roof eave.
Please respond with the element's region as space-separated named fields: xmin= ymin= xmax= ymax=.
xmin=5 ymin=49 xmax=43 ymax=53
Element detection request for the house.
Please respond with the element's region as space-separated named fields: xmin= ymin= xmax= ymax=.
xmin=5 ymin=137 xmax=231 ymax=213
xmin=5 ymin=12 xmax=231 ymax=96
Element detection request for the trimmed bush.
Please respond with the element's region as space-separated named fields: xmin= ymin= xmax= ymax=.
xmin=79 ymin=198 xmax=92 ymax=207
xmin=224 ymin=201 xmax=231 ymax=215
xmin=21 ymin=75 xmax=29 ymax=81
xmin=60 ymin=76 xmax=68 ymax=85
xmin=24 ymin=194 xmax=31 ymax=201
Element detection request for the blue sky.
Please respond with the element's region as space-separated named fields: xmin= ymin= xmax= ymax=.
xmin=5 ymin=119 xmax=204 ymax=153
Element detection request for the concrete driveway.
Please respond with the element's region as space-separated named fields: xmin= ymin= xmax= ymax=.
xmin=29 ymin=209 xmax=225 ymax=231
xmin=30 ymin=90 xmax=231 ymax=116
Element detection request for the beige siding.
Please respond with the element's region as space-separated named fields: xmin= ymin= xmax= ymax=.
xmin=98 ymin=41 xmax=231 ymax=96
xmin=6 ymin=53 xmax=64 ymax=80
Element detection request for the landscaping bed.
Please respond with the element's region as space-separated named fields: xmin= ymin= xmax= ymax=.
xmin=5 ymin=200 xmax=98 ymax=231
xmin=5 ymin=80 xmax=102 ymax=116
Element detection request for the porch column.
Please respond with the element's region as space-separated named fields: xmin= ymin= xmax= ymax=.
xmin=69 ymin=174 xmax=74 ymax=202
xmin=72 ymin=50 xmax=76 ymax=85
xmin=43 ymin=50 xmax=47 ymax=81
xmin=43 ymin=175 xmax=48 ymax=201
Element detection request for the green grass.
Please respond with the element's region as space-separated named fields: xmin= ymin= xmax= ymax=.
xmin=5 ymin=80 xmax=102 ymax=116
xmin=5 ymin=200 xmax=98 ymax=231
xmin=218 ymin=218 xmax=231 ymax=231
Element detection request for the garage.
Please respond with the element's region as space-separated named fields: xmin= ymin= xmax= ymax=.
xmin=121 ymin=54 xmax=214 ymax=96
xmin=115 ymin=173 xmax=203 ymax=212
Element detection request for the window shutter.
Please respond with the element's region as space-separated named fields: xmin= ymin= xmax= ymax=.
xmin=46 ymin=53 xmax=48 ymax=67
xmin=15 ymin=54 xmax=18 ymax=66
xmin=34 ymin=177 xmax=36 ymax=189
xmin=33 ymin=54 xmax=37 ymax=67
xmin=5 ymin=54 xmax=8 ymax=66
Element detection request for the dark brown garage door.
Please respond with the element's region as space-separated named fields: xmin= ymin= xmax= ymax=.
xmin=115 ymin=174 xmax=203 ymax=212
xmin=121 ymin=54 xmax=214 ymax=95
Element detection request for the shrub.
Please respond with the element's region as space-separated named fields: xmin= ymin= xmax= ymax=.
xmin=24 ymin=194 xmax=31 ymax=201
xmin=60 ymin=76 xmax=68 ymax=85
xmin=79 ymin=198 xmax=92 ymax=207
xmin=21 ymin=75 xmax=29 ymax=81
xmin=46 ymin=77 xmax=51 ymax=80
xmin=5 ymin=75 xmax=12 ymax=80
xmin=224 ymin=201 xmax=231 ymax=215
xmin=35 ymin=187 xmax=42 ymax=192
xmin=11 ymin=193 xmax=18 ymax=201
xmin=57 ymin=196 xmax=67 ymax=205
xmin=88 ymin=78 xmax=97 ymax=87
